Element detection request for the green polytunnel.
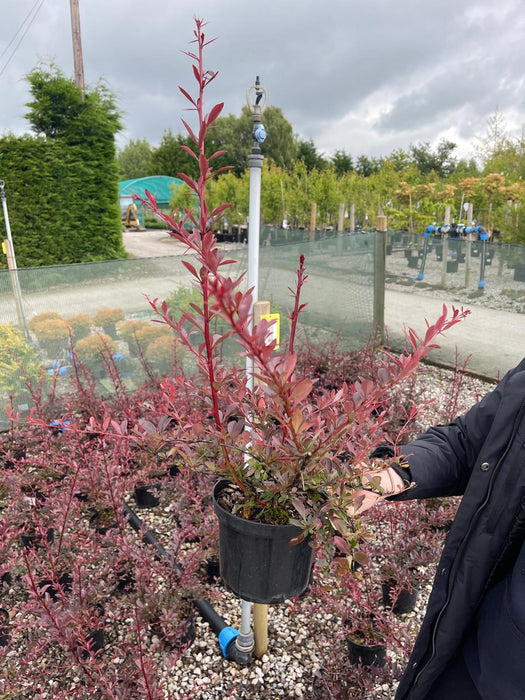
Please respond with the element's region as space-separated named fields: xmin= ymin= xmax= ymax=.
xmin=119 ymin=176 xmax=184 ymax=225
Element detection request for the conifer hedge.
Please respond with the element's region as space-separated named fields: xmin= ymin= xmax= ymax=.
xmin=0 ymin=67 xmax=126 ymax=268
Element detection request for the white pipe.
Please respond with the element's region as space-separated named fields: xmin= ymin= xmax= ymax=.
xmin=246 ymin=153 xmax=263 ymax=392
xmin=0 ymin=181 xmax=28 ymax=335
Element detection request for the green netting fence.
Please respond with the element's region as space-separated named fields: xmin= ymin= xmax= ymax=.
xmin=0 ymin=232 xmax=377 ymax=423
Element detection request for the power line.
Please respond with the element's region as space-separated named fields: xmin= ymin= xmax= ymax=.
xmin=0 ymin=0 xmax=43 ymax=61
xmin=0 ymin=0 xmax=46 ymax=79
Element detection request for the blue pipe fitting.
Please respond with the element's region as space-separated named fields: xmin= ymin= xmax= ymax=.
xmin=218 ymin=626 xmax=239 ymax=658
xmin=253 ymin=124 xmax=267 ymax=143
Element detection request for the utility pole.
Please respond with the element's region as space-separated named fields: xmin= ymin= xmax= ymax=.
xmin=69 ymin=0 xmax=85 ymax=96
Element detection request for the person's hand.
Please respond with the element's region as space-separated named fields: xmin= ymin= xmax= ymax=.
xmin=349 ymin=467 xmax=408 ymax=517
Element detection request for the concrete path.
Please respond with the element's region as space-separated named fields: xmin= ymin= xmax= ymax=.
xmin=383 ymin=289 xmax=523 ymax=379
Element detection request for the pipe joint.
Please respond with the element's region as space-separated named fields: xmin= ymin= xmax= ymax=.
xmin=218 ymin=626 xmax=239 ymax=658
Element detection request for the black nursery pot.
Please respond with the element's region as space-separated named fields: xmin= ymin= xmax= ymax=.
xmin=19 ymin=527 xmax=54 ymax=550
xmin=0 ymin=608 xmax=11 ymax=647
xmin=134 ymin=483 xmax=161 ymax=508
xmin=347 ymin=634 xmax=386 ymax=667
xmin=381 ymin=581 xmax=419 ymax=614
xmin=150 ymin=611 xmax=196 ymax=652
xmin=212 ymin=480 xmax=314 ymax=604
xmin=81 ymin=628 xmax=105 ymax=658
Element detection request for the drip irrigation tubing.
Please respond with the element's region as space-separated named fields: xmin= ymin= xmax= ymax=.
xmin=123 ymin=502 xmax=252 ymax=664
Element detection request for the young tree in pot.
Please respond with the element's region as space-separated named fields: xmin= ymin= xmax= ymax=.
xmin=134 ymin=19 xmax=470 ymax=605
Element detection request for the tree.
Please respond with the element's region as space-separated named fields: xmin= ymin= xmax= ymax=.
xmin=208 ymin=105 xmax=298 ymax=176
xmin=476 ymin=110 xmax=509 ymax=166
xmin=409 ymin=139 xmax=457 ymax=177
xmin=0 ymin=65 xmax=126 ymax=266
xmin=117 ymin=138 xmax=153 ymax=180
xmin=25 ymin=64 xmax=121 ymax=156
xmin=149 ymin=130 xmax=200 ymax=179
xmin=207 ymin=111 xmax=252 ymax=176
xmin=297 ymin=139 xmax=327 ymax=171
xmin=478 ymin=113 xmax=525 ymax=181
xmin=331 ymin=150 xmax=353 ymax=176
xmin=260 ymin=163 xmax=288 ymax=226
xmin=207 ymin=171 xmax=249 ymax=229
xmin=387 ymin=148 xmax=411 ymax=172
xmin=355 ymin=155 xmax=380 ymax=177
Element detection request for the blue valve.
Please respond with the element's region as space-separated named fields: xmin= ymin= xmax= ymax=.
xmin=253 ymin=124 xmax=267 ymax=143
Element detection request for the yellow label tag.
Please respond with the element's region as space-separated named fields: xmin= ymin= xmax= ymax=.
xmin=1 ymin=242 xmax=5 ymax=255
xmin=260 ymin=313 xmax=280 ymax=349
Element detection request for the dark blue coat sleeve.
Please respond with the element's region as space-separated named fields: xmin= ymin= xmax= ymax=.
xmin=392 ymin=358 xmax=525 ymax=500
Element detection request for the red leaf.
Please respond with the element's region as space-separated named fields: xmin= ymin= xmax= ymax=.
xmin=206 ymin=102 xmax=224 ymax=125
xmin=178 ymin=86 xmax=196 ymax=107
xmin=180 ymin=144 xmax=198 ymax=161
xmin=177 ymin=173 xmax=198 ymax=192
xmin=181 ymin=119 xmax=198 ymax=145
xmin=209 ymin=149 xmax=227 ymax=161
xmin=211 ymin=203 xmax=232 ymax=218
xmin=290 ymin=378 xmax=313 ymax=404
xmin=181 ymin=260 xmax=198 ymax=277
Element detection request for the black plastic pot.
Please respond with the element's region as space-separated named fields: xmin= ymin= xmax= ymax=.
xmin=115 ymin=568 xmax=135 ymax=592
xmin=347 ymin=634 xmax=386 ymax=667
xmin=150 ymin=611 xmax=196 ymax=652
xmin=212 ymin=480 xmax=314 ymax=604
xmin=312 ymin=667 xmax=327 ymax=698
xmin=381 ymin=581 xmax=419 ymax=614
xmin=1 ymin=571 xmax=12 ymax=590
xmin=82 ymin=628 xmax=105 ymax=658
xmin=89 ymin=509 xmax=117 ymax=535
xmin=19 ymin=527 xmax=54 ymax=550
xmin=134 ymin=483 xmax=161 ymax=508
xmin=205 ymin=558 xmax=221 ymax=584
xmin=38 ymin=572 xmax=73 ymax=601
xmin=0 ymin=608 xmax=10 ymax=647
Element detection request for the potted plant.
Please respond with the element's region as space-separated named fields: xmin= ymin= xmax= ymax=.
xmin=27 ymin=312 xmax=63 ymax=332
xmin=93 ymin=308 xmax=125 ymax=339
xmin=0 ymin=323 xmax=41 ymax=401
xmin=116 ymin=320 xmax=152 ymax=357
xmin=131 ymin=20 xmax=470 ymax=605
xmin=145 ymin=334 xmax=179 ymax=374
xmin=31 ymin=318 xmax=70 ymax=357
xmin=73 ymin=333 xmax=117 ymax=377
xmin=345 ymin=610 xmax=387 ymax=667
xmin=65 ymin=314 xmax=92 ymax=342
xmin=379 ymin=562 xmax=420 ymax=615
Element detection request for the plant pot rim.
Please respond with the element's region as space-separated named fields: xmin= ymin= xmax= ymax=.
xmin=212 ymin=479 xmax=306 ymax=537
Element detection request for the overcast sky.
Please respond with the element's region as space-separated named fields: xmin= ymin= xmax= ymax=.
xmin=1 ymin=0 xmax=524 ymax=162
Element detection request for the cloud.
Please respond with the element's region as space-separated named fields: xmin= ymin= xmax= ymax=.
xmin=1 ymin=0 xmax=523 ymax=161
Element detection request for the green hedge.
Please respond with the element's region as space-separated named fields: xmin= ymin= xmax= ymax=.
xmin=0 ymin=134 xmax=126 ymax=268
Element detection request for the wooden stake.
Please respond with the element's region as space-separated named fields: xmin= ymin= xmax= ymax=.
xmin=253 ymin=603 xmax=268 ymax=658
xmin=309 ymin=203 xmax=317 ymax=241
